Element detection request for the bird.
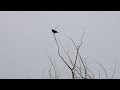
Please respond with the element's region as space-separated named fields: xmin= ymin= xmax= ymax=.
xmin=52 ymin=29 xmax=59 ymax=34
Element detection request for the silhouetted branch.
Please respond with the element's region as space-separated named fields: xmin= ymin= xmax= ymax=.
xmin=68 ymin=34 xmax=86 ymax=78
xmin=53 ymin=33 xmax=76 ymax=79
xmin=45 ymin=49 xmax=58 ymax=79
xmin=42 ymin=68 xmax=45 ymax=79
xmin=57 ymin=65 xmax=66 ymax=78
xmin=48 ymin=65 xmax=54 ymax=79
xmin=27 ymin=74 xmax=31 ymax=79
xmin=58 ymin=39 xmax=73 ymax=67
xmin=53 ymin=33 xmax=72 ymax=70
xmin=99 ymin=70 xmax=100 ymax=79
xmin=45 ymin=27 xmax=117 ymax=79
xmin=67 ymin=40 xmax=70 ymax=55
xmin=111 ymin=60 xmax=116 ymax=79
xmin=92 ymin=59 xmax=108 ymax=79
xmin=84 ymin=58 xmax=87 ymax=79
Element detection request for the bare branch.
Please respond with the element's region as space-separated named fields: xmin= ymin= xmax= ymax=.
xmin=99 ymin=70 xmax=100 ymax=79
xmin=53 ymin=33 xmax=72 ymax=71
xmin=92 ymin=59 xmax=108 ymax=79
xmin=57 ymin=39 xmax=73 ymax=67
xmin=111 ymin=59 xmax=116 ymax=79
xmin=57 ymin=65 xmax=66 ymax=78
xmin=27 ymin=74 xmax=31 ymax=79
xmin=68 ymin=37 xmax=80 ymax=70
xmin=67 ymin=40 xmax=70 ymax=55
xmin=42 ymin=68 xmax=45 ymax=79
xmin=84 ymin=58 xmax=87 ymax=79
xmin=68 ymin=35 xmax=86 ymax=76
xmin=55 ymin=25 xmax=61 ymax=29
xmin=48 ymin=65 xmax=54 ymax=79
xmin=44 ymin=49 xmax=58 ymax=79
xmin=78 ymin=28 xmax=85 ymax=48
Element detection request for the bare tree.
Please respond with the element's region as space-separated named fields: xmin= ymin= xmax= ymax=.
xmin=44 ymin=27 xmax=116 ymax=79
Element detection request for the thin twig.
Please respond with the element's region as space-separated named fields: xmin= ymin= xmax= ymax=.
xmin=57 ymin=65 xmax=66 ymax=78
xmin=111 ymin=59 xmax=116 ymax=79
xmin=68 ymin=36 xmax=86 ymax=75
xmin=57 ymin=39 xmax=73 ymax=67
xmin=53 ymin=33 xmax=76 ymax=79
xmin=99 ymin=70 xmax=100 ymax=79
xmin=67 ymin=40 xmax=70 ymax=55
xmin=53 ymin=33 xmax=72 ymax=71
xmin=44 ymin=49 xmax=58 ymax=79
xmin=92 ymin=59 xmax=108 ymax=79
xmin=48 ymin=65 xmax=54 ymax=79
xmin=84 ymin=58 xmax=87 ymax=79
xmin=27 ymin=74 xmax=31 ymax=79
xmin=42 ymin=68 xmax=45 ymax=79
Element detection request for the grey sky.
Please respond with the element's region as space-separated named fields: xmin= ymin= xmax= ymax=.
xmin=0 ymin=11 xmax=120 ymax=79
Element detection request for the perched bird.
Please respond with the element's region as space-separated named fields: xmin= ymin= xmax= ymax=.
xmin=52 ymin=29 xmax=59 ymax=34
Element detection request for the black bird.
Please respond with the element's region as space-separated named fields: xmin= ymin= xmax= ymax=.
xmin=52 ymin=29 xmax=59 ymax=34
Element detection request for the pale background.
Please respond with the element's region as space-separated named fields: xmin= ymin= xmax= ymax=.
xmin=0 ymin=11 xmax=120 ymax=79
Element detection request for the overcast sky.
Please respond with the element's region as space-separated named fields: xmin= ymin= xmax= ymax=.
xmin=0 ymin=11 xmax=120 ymax=79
